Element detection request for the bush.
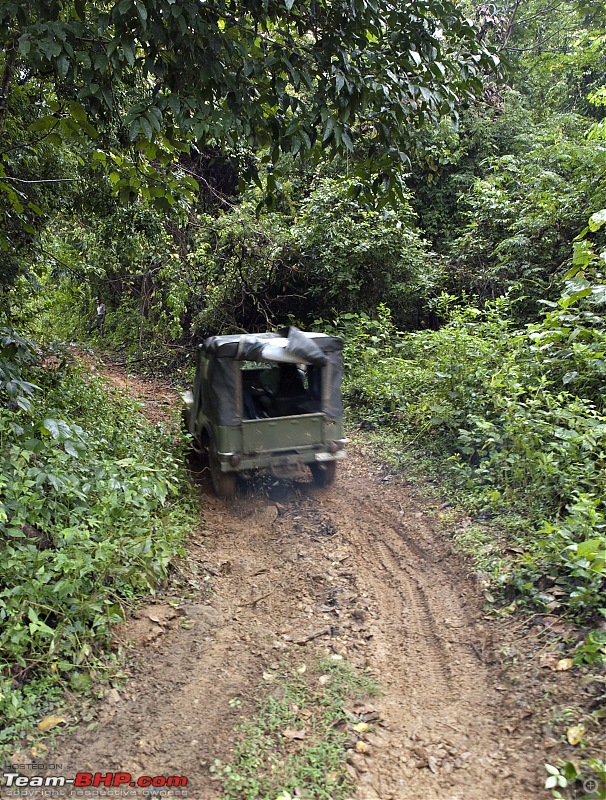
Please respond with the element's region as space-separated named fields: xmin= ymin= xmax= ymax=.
xmin=446 ymin=111 xmax=606 ymax=312
xmin=337 ymin=301 xmax=506 ymax=442
xmin=295 ymin=178 xmax=435 ymax=328
xmin=0 ymin=342 xmax=194 ymax=747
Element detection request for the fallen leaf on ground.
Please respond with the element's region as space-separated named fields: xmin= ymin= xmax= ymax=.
xmin=38 ymin=715 xmax=66 ymax=731
xmin=283 ymin=729 xmax=306 ymax=740
xmin=354 ymin=703 xmax=378 ymax=714
xmin=352 ymin=722 xmax=370 ymax=733
xmin=538 ymin=653 xmax=560 ymax=670
xmin=318 ymin=674 xmax=331 ymax=685
xmin=355 ymin=740 xmax=371 ymax=754
xmin=556 ymin=658 xmax=573 ymax=671
xmin=566 ymin=725 xmax=585 ymax=746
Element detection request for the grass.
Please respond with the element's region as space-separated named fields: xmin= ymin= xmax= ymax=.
xmin=213 ymin=651 xmax=379 ymax=800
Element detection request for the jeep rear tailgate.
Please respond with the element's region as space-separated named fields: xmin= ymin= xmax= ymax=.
xmin=241 ymin=413 xmax=325 ymax=454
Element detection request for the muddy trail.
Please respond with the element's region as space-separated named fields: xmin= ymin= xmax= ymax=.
xmin=31 ymin=359 xmax=549 ymax=800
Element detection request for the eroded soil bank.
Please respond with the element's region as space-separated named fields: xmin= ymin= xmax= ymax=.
xmin=12 ymin=359 xmax=553 ymax=800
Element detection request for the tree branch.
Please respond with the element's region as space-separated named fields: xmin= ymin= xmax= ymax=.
xmin=498 ymin=0 xmax=521 ymax=52
xmin=0 ymin=43 xmax=17 ymax=136
xmin=3 ymin=177 xmax=79 ymax=183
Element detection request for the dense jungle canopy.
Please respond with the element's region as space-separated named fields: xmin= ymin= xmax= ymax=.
xmin=1 ymin=0 xmax=606 ymax=788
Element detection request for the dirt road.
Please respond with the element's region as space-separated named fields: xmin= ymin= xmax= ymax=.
xmin=35 ymin=362 xmax=545 ymax=800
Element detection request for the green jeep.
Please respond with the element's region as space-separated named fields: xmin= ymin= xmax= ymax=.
xmin=182 ymin=328 xmax=347 ymax=497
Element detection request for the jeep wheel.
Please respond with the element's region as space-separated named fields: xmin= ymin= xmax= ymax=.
xmin=310 ymin=460 xmax=337 ymax=488
xmin=209 ymin=448 xmax=237 ymax=498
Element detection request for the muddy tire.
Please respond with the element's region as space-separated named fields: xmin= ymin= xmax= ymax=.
xmin=209 ymin=447 xmax=237 ymax=498
xmin=310 ymin=460 xmax=337 ymax=488
xmin=196 ymin=429 xmax=236 ymax=498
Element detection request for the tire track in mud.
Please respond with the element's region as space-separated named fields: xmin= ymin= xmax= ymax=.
xmin=319 ymin=470 xmax=507 ymax=800
xmin=372 ymin=535 xmax=455 ymax=695
xmin=344 ymin=495 xmax=456 ymax=700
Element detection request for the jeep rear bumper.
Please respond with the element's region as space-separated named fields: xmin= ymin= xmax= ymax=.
xmin=216 ymin=445 xmax=347 ymax=473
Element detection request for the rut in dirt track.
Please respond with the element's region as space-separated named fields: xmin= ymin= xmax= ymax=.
xmin=39 ymin=439 xmax=542 ymax=800
xmin=328 ymin=464 xmax=538 ymax=799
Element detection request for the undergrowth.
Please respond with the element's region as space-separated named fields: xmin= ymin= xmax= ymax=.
xmin=323 ymin=210 xmax=606 ymax=633
xmin=213 ymin=653 xmax=378 ymax=800
xmin=0 ymin=331 xmax=195 ymax=755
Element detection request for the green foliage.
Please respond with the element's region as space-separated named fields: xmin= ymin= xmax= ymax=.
xmin=26 ymin=202 xmax=194 ymax=351
xmin=415 ymin=99 xmax=606 ymax=307
xmin=0 ymin=342 xmax=194 ymax=748
xmin=0 ymin=0 xmax=495 ymax=283
xmin=451 ymin=120 xmax=604 ymax=305
xmin=506 ymin=0 xmax=606 ymax=117
xmin=588 ymin=86 xmax=606 ymax=140
xmin=0 ymin=327 xmax=40 ymax=411
xmin=408 ymin=84 xmax=606 ymax=317
xmin=333 ymin=215 xmax=606 ymax=620
xmin=187 ymin=201 xmax=299 ymax=335
xmin=294 ymin=178 xmax=434 ymax=325
xmin=336 ymin=301 xmax=506 ymax=435
xmin=183 ymin=176 xmax=435 ymax=333
xmin=52 ymin=175 xmax=434 ymax=346
xmin=545 ymin=759 xmax=606 ymax=799
xmin=573 ymin=628 xmax=606 ymax=666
